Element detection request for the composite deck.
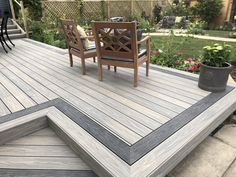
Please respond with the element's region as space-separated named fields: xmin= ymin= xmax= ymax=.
xmin=0 ymin=39 xmax=236 ymax=177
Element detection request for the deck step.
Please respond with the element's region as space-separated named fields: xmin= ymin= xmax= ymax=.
xmin=8 ymin=33 xmax=26 ymax=39
xmin=0 ymin=128 xmax=98 ymax=177
xmin=7 ymin=29 xmax=21 ymax=35
xmin=3 ymin=24 xmax=17 ymax=29
xmin=0 ymin=19 xmax=13 ymax=25
xmin=0 ymin=18 xmax=26 ymax=39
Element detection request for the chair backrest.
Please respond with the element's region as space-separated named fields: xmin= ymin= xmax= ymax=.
xmin=60 ymin=19 xmax=84 ymax=51
xmin=92 ymin=22 xmax=138 ymax=62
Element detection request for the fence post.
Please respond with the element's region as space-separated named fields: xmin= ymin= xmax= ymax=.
xmin=41 ymin=1 xmax=45 ymax=18
xmin=9 ymin=0 xmax=16 ymax=21
xmin=150 ymin=0 xmax=153 ymax=20
xmin=20 ymin=1 xmax=29 ymax=38
xmin=131 ymin=0 xmax=134 ymax=16
xmin=107 ymin=0 xmax=110 ymax=19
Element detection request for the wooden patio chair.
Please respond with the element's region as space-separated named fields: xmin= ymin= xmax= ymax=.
xmin=92 ymin=22 xmax=150 ymax=87
xmin=60 ymin=19 xmax=96 ymax=75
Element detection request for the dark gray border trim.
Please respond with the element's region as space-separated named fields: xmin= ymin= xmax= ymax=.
xmin=130 ymin=86 xmax=234 ymax=164
xmin=0 ymin=89 xmax=234 ymax=165
xmin=149 ymin=65 xmax=199 ymax=81
xmin=0 ymin=169 xmax=98 ymax=177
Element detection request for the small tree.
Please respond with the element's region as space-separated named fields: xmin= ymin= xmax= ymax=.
xmin=192 ymin=0 xmax=223 ymax=26
xmin=100 ymin=0 xmax=106 ymax=20
xmin=153 ymin=4 xmax=162 ymax=23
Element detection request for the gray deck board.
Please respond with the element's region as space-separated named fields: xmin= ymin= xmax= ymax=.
xmin=0 ymin=128 xmax=93 ymax=171
xmin=14 ymin=43 xmax=188 ymax=115
xmin=0 ymin=39 xmax=235 ymax=177
xmin=0 ymin=72 xmax=36 ymax=108
xmin=0 ymin=169 xmax=98 ymax=177
xmin=0 ymin=117 xmax=97 ymax=176
xmin=14 ymin=45 xmax=177 ymax=119
xmin=1 ymin=53 xmax=143 ymax=144
xmin=0 ymin=83 xmax=24 ymax=112
xmin=1 ymin=68 xmax=49 ymax=104
xmin=0 ymin=99 xmax=10 ymax=116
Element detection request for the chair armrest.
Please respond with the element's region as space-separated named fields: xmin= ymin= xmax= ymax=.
xmin=81 ymin=35 xmax=94 ymax=40
xmin=137 ymin=36 xmax=150 ymax=44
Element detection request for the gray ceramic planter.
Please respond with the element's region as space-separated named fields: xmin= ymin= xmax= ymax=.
xmin=198 ymin=62 xmax=232 ymax=92
xmin=231 ymin=61 xmax=236 ymax=82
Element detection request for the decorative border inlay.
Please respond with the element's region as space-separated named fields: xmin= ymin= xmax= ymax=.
xmin=0 ymin=69 xmax=234 ymax=165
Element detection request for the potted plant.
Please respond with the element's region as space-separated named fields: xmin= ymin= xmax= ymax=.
xmin=198 ymin=43 xmax=232 ymax=92
xmin=231 ymin=58 xmax=236 ymax=82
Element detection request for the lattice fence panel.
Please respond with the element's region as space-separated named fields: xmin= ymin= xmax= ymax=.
xmin=41 ymin=0 xmax=171 ymax=22
xmin=133 ymin=1 xmax=151 ymax=19
xmin=42 ymin=1 xmax=80 ymax=21
xmin=83 ymin=1 xmax=104 ymax=21
xmin=108 ymin=1 xmax=131 ymax=19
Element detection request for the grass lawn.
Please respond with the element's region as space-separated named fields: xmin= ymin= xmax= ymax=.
xmin=205 ymin=30 xmax=231 ymax=38
xmin=151 ymin=36 xmax=236 ymax=59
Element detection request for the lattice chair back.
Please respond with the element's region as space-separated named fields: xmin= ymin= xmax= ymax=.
xmin=92 ymin=22 xmax=138 ymax=62
xmin=60 ymin=19 xmax=84 ymax=51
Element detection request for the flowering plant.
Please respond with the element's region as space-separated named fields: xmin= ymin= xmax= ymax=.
xmin=150 ymin=34 xmax=201 ymax=73
xmin=201 ymin=43 xmax=232 ymax=67
xmin=184 ymin=58 xmax=200 ymax=73
xmin=151 ymin=50 xmax=200 ymax=73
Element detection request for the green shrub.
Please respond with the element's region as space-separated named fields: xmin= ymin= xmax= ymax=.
xmin=100 ymin=0 xmax=106 ymax=20
xmin=138 ymin=19 xmax=155 ymax=32
xmin=164 ymin=1 xmax=192 ymax=19
xmin=191 ymin=0 xmax=223 ymax=26
xmin=201 ymin=43 xmax=232 ymax=67
xmin=152 ymin=4 xmax=162 ymax=23
xmin=187 ymin=21 xmax=207 ymax=35
xmin=150 ymin=34 xmax=200 ymax=72
xmin=28 ymin=18 xmax=67 ymax=49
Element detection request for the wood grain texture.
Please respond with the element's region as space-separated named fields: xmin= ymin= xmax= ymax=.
xmin=0 ymin=84 xmax=24 ymax=112
xmin=0 ymin=128 xmax=94 ymax=172
xmin=0 ymin=99 xmax=10 ymax=117
xmin=0 ymin=39 xmax=235 ymax=177
xmin=131 ymin=88 xmax=236 ymax=177
xmin=0 ymin=72 xmax=36 ymax=108
xmin=0 ymin=169 xmax=98 ymax=177
xmin=0 ymin=108 xmax=51 ymax=145
xmin=48 ymin=108 xmax=130 ymax=177
xmin=0 ymin=156 xmax=90 ymax=170
xmin=0 ymin=68 xmax=48 ymax=104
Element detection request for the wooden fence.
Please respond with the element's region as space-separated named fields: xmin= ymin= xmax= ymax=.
xmin=41 ymin=0 xmax=171 ymax=22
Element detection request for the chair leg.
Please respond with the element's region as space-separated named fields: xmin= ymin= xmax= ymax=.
xmin=69 ymin=53 xmax=73 ymax=67
xmin=81 ymin=58 xmax=86 ymax=75
xmin=98 ymin=60 xmax=103 ymax=81
xmin=134 ymin=67 xmax=138 ymax=87
xmin=93 ymin=57 xmax=96 ymax=63
xmin=2 ymin=36 xmax=11 ymax=50
xmin=4 ymin=29 xmax=15 ymax=47
xmin=107 ymin=65 xmax=110 ymax=70
xmin=5 ymin=31 xmax=15 ymax=47
xmin=146 ymin=60 xmax=149 ymax=77
xmin=0 ymin=37 xmax=8 ymax=53
xmin=114 ymin=66 xmax=117 ymax=72
xmin=3 ymin=16 xmax=14 ymax=47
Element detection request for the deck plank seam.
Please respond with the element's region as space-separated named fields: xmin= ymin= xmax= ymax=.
xmin=0 ymin=72 xmax=38 ymax=107
xmin=18 ymin=40 xmax=204 ymax=100
xmin=0 ymin=67 xmax=50 ymax=104
xmin=7 ymin=48 xmax=164 ymax=134
xmin=14 ymin=44 xmax=185 ymax=118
